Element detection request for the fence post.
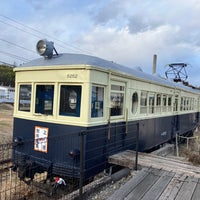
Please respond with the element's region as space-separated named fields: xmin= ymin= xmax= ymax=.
xmin=79 ymin=131 xmax=85 ymax=200
xmin=176 ymin=133 xmax=179 ymax=157
xmin=135 ymin=123 xmax=139 ymax=170
xmin=186 ymin=138 xmax=189 ymax=150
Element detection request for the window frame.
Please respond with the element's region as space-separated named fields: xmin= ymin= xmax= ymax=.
xmin=110 ymin=81 xmax=125 ymax=117
xmin=91 ymin=85 xmax=105 ymax=118
xmin=132 ymin=92 xmax=138 ymax=114
xmin=18 ymin=84 xmax=32 ymax=112
xmin=148 ymin=93 xmax=155 ymax=114
xmin=140 ymin=91 xmax=148 ymax=114
xmin=34 ymin=84 xmax=55 ymax=115
xmin=156 ymin=94 xmax=161 ymax=113
xmin=59 ymin=84 xmax=82 ymax=117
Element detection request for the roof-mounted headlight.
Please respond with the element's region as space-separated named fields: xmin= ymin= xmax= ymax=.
xmin=36 ymin=39 xmax=58 ymax=59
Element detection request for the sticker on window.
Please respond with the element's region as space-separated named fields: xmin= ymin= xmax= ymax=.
xmin=34 ymin=126 xmax=49 ymax=153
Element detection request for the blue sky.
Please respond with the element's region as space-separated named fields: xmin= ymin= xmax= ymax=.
xmin=1 ymin=0 xmax=200 ymax=86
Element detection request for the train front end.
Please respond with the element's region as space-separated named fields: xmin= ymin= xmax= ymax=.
xmin=12 ymin=40 xmax=102 ymax=181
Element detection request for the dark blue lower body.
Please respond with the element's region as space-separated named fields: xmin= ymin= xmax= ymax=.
xmin=13 ymin=112 xmax=199 ymax=180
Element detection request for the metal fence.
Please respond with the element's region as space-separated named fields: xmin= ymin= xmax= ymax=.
xmin=175 ymin=127 xmax=200 ymax=157
xmin=0 ymin=122 xmax=139 ymax=200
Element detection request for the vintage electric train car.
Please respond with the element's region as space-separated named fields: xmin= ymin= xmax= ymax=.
xmin=13 ymin=40 xmax=200 ymax=181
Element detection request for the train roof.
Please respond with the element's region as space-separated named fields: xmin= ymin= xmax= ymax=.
xmin=18 ymin=53 xmax=199 ymax=93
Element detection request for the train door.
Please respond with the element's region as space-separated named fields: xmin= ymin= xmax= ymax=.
xmin=110 ymin=81 xmax=125 ymax=117
xmin=172 ymin=93 xmax=180 ymax=138
xmin=197 ymin=97 xmax=200 ymax=123
xmin=107 ymin=80 xmax=127 ymax=154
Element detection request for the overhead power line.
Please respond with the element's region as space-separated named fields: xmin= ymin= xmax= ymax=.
xmin=0 ymin=39 xmax=34 ymax=64
xmin=0 ymin=19 xmax=42 ymax=39
xmin=0 ymin=38 xmax=36 ymax=54
xmin=0 ymin=14 xmax=93 ymax=55
xmin=0 ymin=60 xmax=15 ymax=67
xmin=0 ymin=50 xmax=30 ymax=62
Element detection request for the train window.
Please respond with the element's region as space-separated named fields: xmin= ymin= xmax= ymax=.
xmin=18 ymin=84 xmax=32 ymax=112
xmin=180 ymin=97 xmax=183 ymax=111
xmin=140 ymin=91 xmax=147 ymax=114
xmin=182 ymin=97 xmax=189 ymax=111
xmin=186 ymin=98 xmax=189 ymax=110
xmin=194 ymin=99 xmax=198 ymax=110
xmin=185 ymin=98 xmax=188 ymax=110
xmin=168 ymin=96 xmax=172 ymax=111
xmin=59 ymin=85 xmax=82 ymax=117
xmin=162 ymin=95 xmax=167 ymax=112
xmin=189 ymin=98 xmax=191 ymax=110
xmin=91 ymin=86 xmax=104 ymax=118
xmin=191 ymin=98 xmax=194 ymax=110
xmin=149 ymin=93 xmax=155 ymax=114
xmin=156 ymin=94 xmax=161 ymax=113
xmin=174 ymin=95 xmax=179 ymax=112
xmin=110 ymin=84 xmax=124 ymax=116
xmin=132 ymin=92 xmax=138 ymax=114
xmin=184 ymin=98 xmax=187 ymax=110
xmin=35 ymin=85 xmax=54 ymax=115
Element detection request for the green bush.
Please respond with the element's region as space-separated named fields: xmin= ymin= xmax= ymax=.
xmin=0 ymin=65 xmax=15 ymax=87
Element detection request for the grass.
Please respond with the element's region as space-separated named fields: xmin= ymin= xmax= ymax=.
xmin=177 ymin=129 xmax=200 ymax=166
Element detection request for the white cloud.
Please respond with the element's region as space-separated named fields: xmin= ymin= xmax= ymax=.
xmin=78 ymin=21 xmax=200 ymax=87
xmin=80 ymin=25 xmax=182 ymax=64
xmin=1 ymin=0 xmax=200 ymax=85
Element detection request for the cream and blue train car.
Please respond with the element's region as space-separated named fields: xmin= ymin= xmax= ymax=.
xmin=13 ymin=40 xmax=200 ymax=180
